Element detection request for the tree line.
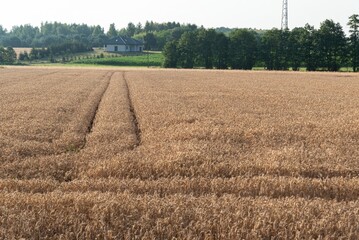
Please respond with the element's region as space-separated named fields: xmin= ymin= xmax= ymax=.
xmin=1 ymin=15 xmax=358 ymax=71
xmin=0 ymin=21 xmax=193 ymax=49
xmin=0 ymin=21 xmax=200 ymax=64
xmin=0 ymin=22 xmax=106 ymax=48
xmin=19 ymin=42 xmax=93 ymax=62
xmin=163 ymin=15 xmax=359 ymax=72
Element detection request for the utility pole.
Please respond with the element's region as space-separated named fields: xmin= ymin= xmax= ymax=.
xmin=281 ymin=0 xmax=288 ymax=30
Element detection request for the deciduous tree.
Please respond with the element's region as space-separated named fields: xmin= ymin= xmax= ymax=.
xmin=229 ymin=29 xmax=257 ymax=70
xmin=197 ymin=28 xmax=216 ymax=69
xmin=107 ymin=23 xmax=117 ymax=38
xmin=144 ymin=32 xmax=157 ymax=50
xmin=126 ymin=22 xmax=136 ymax=37
xmin=178 ymin=31 xmax=197 ymax=68
xmin=288 ymin=27 xmax=306 ymax=70
xmin=163 ymin=41 xmax=178 ymax=68
xmin=301 ymin=24 xmax=320 ymax=71
xmin=261 ymin=29 xmax=282 ymax=70
xmin=348 ymin=14 xmax=359 ymax=72
xmin=317 ymin=20 xmax=346 ymax=71
xmin=213 ymin=32 xmax=229 ymax=69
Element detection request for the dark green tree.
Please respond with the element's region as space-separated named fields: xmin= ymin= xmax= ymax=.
xmin=126 ymin=22 xmax=136 ymax=37
xmin=212 ymin=32 xmax=229 ymax=69
xmin=144 ymin=21 xmax=154 ymax=32
xmin=0 ymin=25 xmax=7 ymax=43
xmin=317 ymin=20 xmax=347 ymax=71
xmin=177 ymin=31 xmax=197 ymax=68
xmin=300 ymin=24 xmax=320 ymax=71
xmin=170 ymin=28 xmax=183 ymax=41
xmin=163 ymin=41 xmax=178 ymax=68
xmin=288 ymin=27 xmax=306 ymax=70
xmin=18 ymin=51 xmax=30 ymax=61
xmin=261 ymin=28 xmax=295 ymax=70
xmin=278 ymin=30 xmax=291 ymax=70
xmin=152 ymin=30 xmax=172 ymax=50
xmin=229 ymin=29 xmax=257 ymax=69
xmin=9 ymin=25 xmax=39 ymax=46
xmin=261 ymin=29 xmax=282 ymax=70
xmin=91 ymin=25 xmax=107 ymax=47
xmin=5 ymin=47 xmax=16 ymax=63
xmin=348 ymin=14 xmax=359 ymax=72
xmin=197 ymin=28 xmax=216 ymax=69
xmin=0 ymin=47 xmax=5 ymax=64
xmin=144 ymin=32 xmax=157 ymax=50
xmin=0 ymin=47 xmax=16 ymax=64
xmin=1 ymin=36 xmax=22 ymax=47
xmin=135 ymin=22 xmax=143 ymax=34
xmin=92 ymin=25 xmax=105 ymax=36
xmin=107 ymin=23 xmax=117 ymax=38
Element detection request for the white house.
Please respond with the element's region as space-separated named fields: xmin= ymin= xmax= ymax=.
xmin=104 ymin=36 xmax=144 ymax=52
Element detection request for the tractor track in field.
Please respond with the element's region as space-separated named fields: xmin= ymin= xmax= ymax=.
xmin=82 ymin=70 xmax=142 ymax=151
xmin=81 ymin=71 xmax=115 ymax=149
xmin=10 ymin=70 xmax=139 ymax=158
xmin=1 ymin=71 xmax=142 ymax=165
xmin=0 ymin=71 xmax=114 ymax=166
xmin=123 ymin=72 xmax=142 ymax=148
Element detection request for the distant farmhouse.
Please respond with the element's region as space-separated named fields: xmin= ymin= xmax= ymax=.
xmin=104 ymin=36 xmax=144 ymax=53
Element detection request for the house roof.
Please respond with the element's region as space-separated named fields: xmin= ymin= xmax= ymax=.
xmin=107 ymin=36 xmax=144 ymax=45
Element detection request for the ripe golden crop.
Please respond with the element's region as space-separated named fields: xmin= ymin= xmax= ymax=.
xmin=1 ymin=67 xmax=358 ymax=239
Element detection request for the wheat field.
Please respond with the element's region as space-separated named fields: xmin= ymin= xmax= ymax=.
xmin=1 ymin=67 xmax=359 ymax=239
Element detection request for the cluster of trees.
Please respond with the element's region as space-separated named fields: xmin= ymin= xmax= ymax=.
xmin=0 ymin=47 xmax=16 ymax=64
xmin=0 ymin=21 xmax=203 ymax=52
xmin=163 ymin=15 xmax=359 ymax=72
xmin=107 ymin=21 xmax=182 ymax=38
xmin=0 ymin=22 xmax=106 ymax=48
xmin=0 ymin=21 xmax=194 ymax=49
xmin=108 ymin=21 xmax=198 ymax=50
xmin=1 ymin=15 xmax=359 ymax=71
xmin=18 ymin=42 xmax=93 ymax=62
xmin=163 ymin=29 xmax=228 ymax=69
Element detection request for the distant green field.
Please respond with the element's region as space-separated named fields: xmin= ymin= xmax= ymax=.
xmin=72 ymin=52 xmax=164 ymax=67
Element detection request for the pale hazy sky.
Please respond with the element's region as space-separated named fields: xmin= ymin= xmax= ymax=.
xmin=1 ymin=0 xmax=358 ymax=32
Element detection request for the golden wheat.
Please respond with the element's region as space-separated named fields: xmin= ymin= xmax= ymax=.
xmin=1 ymin=67 xmax=359 ymax=239
xmin=0 ymin=68 xmax=111 ymax=161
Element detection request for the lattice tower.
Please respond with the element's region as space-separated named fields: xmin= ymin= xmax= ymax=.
xmin=281 ymin=0 xmax=288 ymax=30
